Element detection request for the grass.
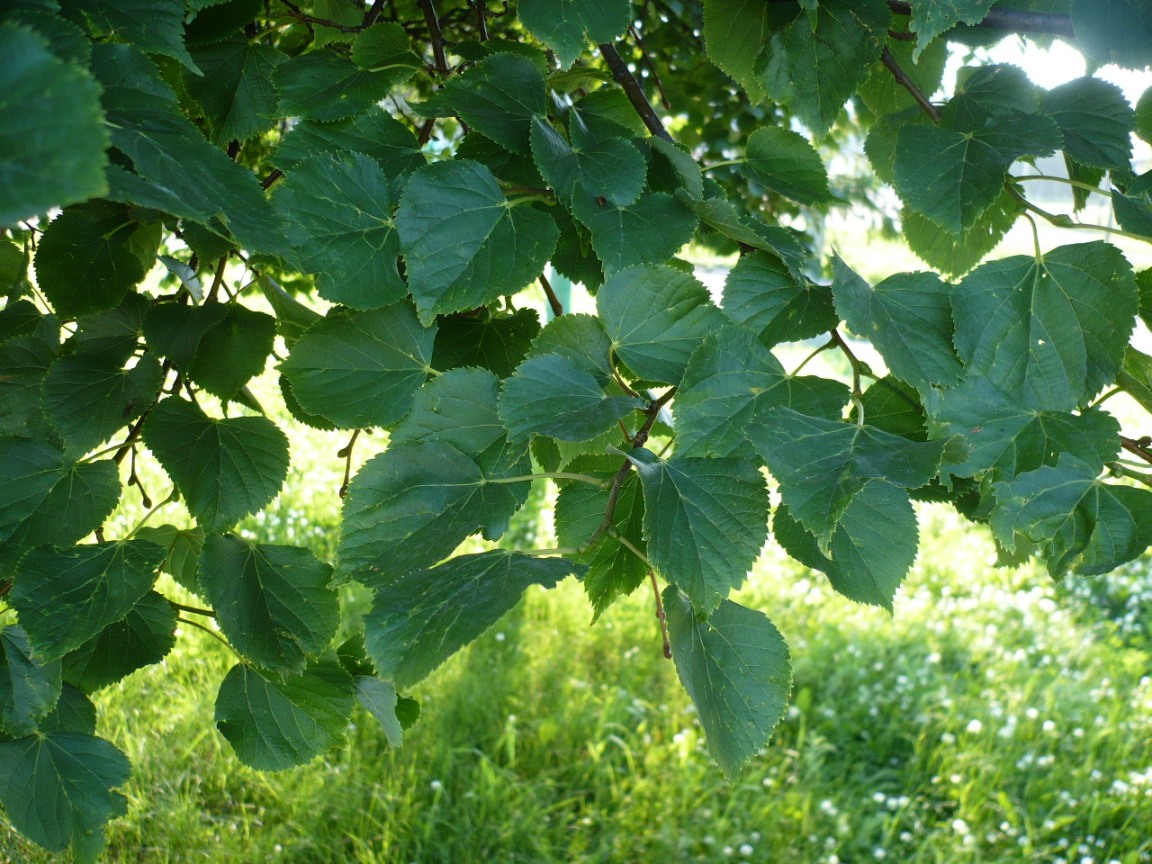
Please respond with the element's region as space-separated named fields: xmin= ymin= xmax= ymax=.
xmin=3 ymin=495 xmax=1150 ymax=864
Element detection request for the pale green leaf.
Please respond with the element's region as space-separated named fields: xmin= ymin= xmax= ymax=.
xmin=902 ymin=188 xmax=1020 ymax=277
xmin=279 ymin=303 xmax=435 ymax=430
xmin=0 ymin=24 xmax=108 ymax=226
xmin=665 ymin=589 xmax=791 ymax=780
xmin=355 ymin=676 xmax=404 ymax=746
xmin=214 ymin=658 xmax=356 ymax=771
xmin=742 ymin=127 xmax=831 ymax=205
xmin=702 ymin=0 xmax=772 ymax=101
xmin=365 ymin=550 xmax=580 ymax=688
xmin=142 ymin=397 xmax=289 ymax=532
xmin=199 ymin=534 xmax=338 ymax=673
xmin=627 ymin=448 xmax=769 ymax=614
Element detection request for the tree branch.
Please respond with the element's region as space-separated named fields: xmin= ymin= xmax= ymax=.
xmin=419 ymin=0 xmax=450 ymax=78
xmin=597 ymin=42 xmax=673 ymax=142
xmin=881 ymin=47 xmax=940 ymax=122
xmin=538 ymin=273 xmax=564 ymax=317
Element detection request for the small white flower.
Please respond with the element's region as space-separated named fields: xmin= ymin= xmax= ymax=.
xmin=739 ymin=844 xmax=754 ymax=856
xmin=966 ymin=719 xmax=983 ymax=734
xmin=430 ymin=779 xmax=443 ymax=792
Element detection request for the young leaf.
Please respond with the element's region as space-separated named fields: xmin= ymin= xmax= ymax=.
xmin=665 ymin=588 xmax=792 ymax=780
xmin=214 ymin=658 xmax=356 ymax=771
xmin=279 ymin=303 xmax=435 ymax=430
xmin=0 ymin=24 xmax=108 ymax=226
xmin=627 ymin=448 xmax=769 ymax=614
xmin=0 ymin=627 xmax=62 ymax=737
xmin=198 ymin=534 xmax=339 ymax=673
xmin=142 ymin=397 xmax=289 ymax=532
xmin=355 ymin=676 xmax=405 ymax=746
xmin=396 ymin=160 xmax=558 ymax=324
xmin=597 ymin=265 xmax=725 ymax=385
xmin=60 ymin=592 xmax=177 ymax=693
xmin=10 ymin=540 xmax=166 ymax=662
xmin=365 ymin=550 xmax=581 ymax=688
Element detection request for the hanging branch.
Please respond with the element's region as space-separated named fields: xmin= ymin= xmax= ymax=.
xmin=597 ymin=42 xmax=674 ymax=142
xmin=279 ymin=0 xmax=361 ymax=33
xmin=880 ymin=47 xmax=940 ymax=123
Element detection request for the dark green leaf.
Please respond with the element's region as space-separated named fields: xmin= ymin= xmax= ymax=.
xmin=720 ymin=251 xmax=836 ymax=347
xmin=853 ymin=377 xmax=927 ymax=440
xmin=186 ymin=38 xmax=285 ymax=145
xmin=273 ymin=109 xmax=424 ymax=186
xmin=1041 ymin=77 xmax=1135 ymax=171
xmin=34 ymin=202 xmax=158 ymax=319
xmin=276 ymin=153 xmax=406 ymax=309
xmin=0 ymin=731 xmax=129 ymax=860
xmin=199 ymin=534 xmax=338 ymax=673
xmin=499 ymin=354 xmax=643 ymax=442
xmin=627 ymin=448 xmax=769 ymax=614
xmin=598 ymin=265 xmax=725 ymax=384
xmin=749 ymin=408 xmax=947 ymax=546
xmin=431 ymin=308 xmax=541 ymax=378
xmin=352 ymin=22 xmax=420 ymax=72
xmin=1113 ymin=188 xmax=1152 ymax=237
xmin=365 ymin=550 xmax=580 ymax=688
xmin=0 ymin=440 xmax=69 ymax=547
xmin=1136 ymin=85 xmax=1152 ymax=146
xmin=0 ymin=327 xmax=57 ymax=438
xmin=43 ymin=354 xmax=162 ymax=456
xmin=831 ymin=258 xmax=963 ymax=393
xmin=61 ymin=0 xmax=195 ymax=68
xmin=275 ymin=50 xmax=401 ymax=122
xmin=214 ymin=658 xmax=356 ymax=771
xmin=1071 ymin=0 xmax=1152 ymax=69
xmin=443 ymin=54 xmax=546 ymax=154
xmin=992 ymin=455 xmax=1152 ymax=579
xmin=572 ymin=191 xmax=697 ymax=275
xmin=60 ymin=592 xmax=176 ymax=693
xmin=142 ymin=397 xmax=289 ymax=532
xmin=396 ymin=160 xmax=558 ymax=324
xmin=518 ymin=0 xmax=630 ymax=67
xmin=0 ymin=23 xmax=107 ymax=226
xmin=665 ymin=589 xmax=791 ymax=780
xmin=530 ymin=119 xmax=646 ymax=206
xmin=133 ymin=524 xmax=204 ymax=596
xmin=742 ymin=127 xmax=831 ymax=205
xmin=11 ymin=540 xmax=165 ymax=661
xmin=279 ymin=303 xmax=435 ymax=430
xmin=37 ymin=684 xmax=95 ymax=736
xmin=0 ymin=627 xmax=61 ymax=736
xmin=951 ymin=242 xmax=1137 ymax=411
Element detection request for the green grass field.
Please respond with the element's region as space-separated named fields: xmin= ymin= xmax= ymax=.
xmin=4 ymin=490 xmax=1151 ymax=863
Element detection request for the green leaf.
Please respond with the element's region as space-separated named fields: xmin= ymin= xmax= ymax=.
xmin=554 ymin=464 xmax=647 ymax=620
xmin=598 ymin=265 xmax=726 ymax=384
xmin=365 ymin=550 xmax=580 ymax=688
xmin=760 ymin=0 xmax=889 ymax=136
xmin=892 ymin=124 xmax=1005 ymax=234
xmin=185 ymin=38 xmax=284 ymax=146
xmin=61 ymin=0 xmax=195 ymax=68
xmin=37 ymin=684 xmax=95 ymax=736
xmin=665 ymin=589 xmax=791 ymax=780
xmin=925 ymin=377 xmax=1121 ymax=479
xmin=0 ymin=627 xmax=61 ymax=737
xmin=1136 ymin=85 xmax=1152 ymax=146
xmin=338 ymin=441 xmax=527 ymax=584
xmin=43 ymin=354 xmax=162 ymax=456
xmin=854 ymin=377 xmax=927 ymax=440
xmin=60 ymin=592 xmax=176 ymax=693
xmin=199 ymin=534 xmax=338 ymax=673
xmin=0 ymin=327 xmax=57 ymax=439
xmin=831 ymin=258 xmax=963 ymax=393
xmin=34 ymin=202 xmax=159 ymax=319
xmin=134 ymin=524 xmax=204 ymax=597
xmin=352 ymin=22 xmax=419 ymax=72
xmin=951 ymin=242 xmax=1137 ymax=411
xmin=142 ymin=397 xmax=289 ymax=532
xmin=0 ymin=440 xmax=70 ymax=546
xmin=742 ymin=127 xmax=831 ymax=205
xmin=902 ymin=188 xmax=1020 ymax=278
xmin=1071 ymin=0 xmax=1152 ymax=69
xmin=526 ymin=312 xmax=614 ymax=379
xmin=530 ymin=119 xmax=646 ymax=206
xmin=355 ymin=676 xmax=404 ymax=746
xmin=518 ymin=0 xmax=630 ymax=67
xmin=627 ymin=448 xmax=769 ymax=614
xmin=720 ymin=251 xmax=836 ymax=347
xmin=992 ymin=455 xmax=1152 ymax=579
xmin=276 ymin=153 xmax=406 ymax=309
xmin=443 ymin=54 xmax=547 ymax=154
xmin=274 ymin=50 xmax=400 ymax=122
xmin=0 ymin=731 xmax=130 ymax=860
xmin=279 ymin=303 xmax=435 ymax=430
xmin=272 ymin=109 xmax=424 ymax=187
xmin=773 ymin=482 xmax=918 ymax=611
xmin=10 ymin=540 xmax=166 ymax=662
xmin=0 ymin=24 xmax=108 ymax=226
xmin=702 ymin=0 xmax=772 ymax=101
xmin=572 ymin=191 xmax=697 ymax=275
xmin=396 ymin=160 xmax=558 ymax=324
xmin=499 ymin=353 xmax=643 ymax=442
xmin=748 ymin=408 xmax=947 ymax=546
xmin=1113 ymin=188 xmax=1152 ymax=237
xmin=431 ymin=308 xmax=541 ymax=378
xmin=214 ymin=658 xmax=356 ymax=771
xmin=650 ymin=138 xmax=704 ymax=200
xmin=1041 ymin=77 xmax=1135 ymax=171
xmin=676 ymin=325 xmax=849 ymax=459
xmin=908 ymin=0 xmax=993 ymax=59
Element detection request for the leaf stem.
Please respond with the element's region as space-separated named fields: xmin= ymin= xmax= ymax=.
xmin=831 ymin=330 xmax=868 ymax=425
xmin=123 ymin=489 xmax=180 ymax=540
xmin=792 ymin=334 xmax=837 ymax=375
xmin=1008 ymin=185 xmax=1152 ymax=244
xmin=168 ymin=599 xmax=217 ymax=618
xmin=648 ymin=570 xmax=671 ymax=659
xmin=520 ymin=547 xmax=580 ymax=557
xmin=488 ymin=472 xmax=609 ymax=488
xmin=538 ymin=272 xmax=564 ymax=317
xmin=1014 ymin=174 xmax=1111 ymax=198
xmin=613 ymin=528 xmax=654 ymax=570
xmin=176 ymin=616 xmax=236 ymax=654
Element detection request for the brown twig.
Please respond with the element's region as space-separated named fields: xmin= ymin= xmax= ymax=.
xmin=417 ymin=116 xmax=437 ymax=146
xmin=597 ymin=42 xmax=673 ymax=142
xmin=880 ymin=47 xmax=940 ymax=123
xmin=362 ymin=0 xmax=387 ymax=27
xmin=649 ymin=570 xmax=671 ymax=659
xmin=1122 ymin=436 xmax=1152 ymax=466
xmin=469 ymin=0 xmax=489 ymax=40
xmin=261 ymin=168 xmax=284 ymax=190
xmin=419 ymin=0 xmax=450 ymax=78
xmin=629 ymin=25 xmax=671 ymax=111
xmin=538 ymin=273 xmax=564 ymax=317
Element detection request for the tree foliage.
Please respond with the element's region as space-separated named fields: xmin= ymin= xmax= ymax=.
xmin=2 ymin=0 xmax=1152 ymax=857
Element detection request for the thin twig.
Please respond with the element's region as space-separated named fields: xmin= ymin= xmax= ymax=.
xmin=261 ymin=168 xmax=284 ymax=190
xmin=649 ymin=570 xmax=671 ymax=659
xmin=880 ymin=47 xmax=940 ymax=123
xmin=469 ymin=0 xmax=489 ymax=40
xmin=419 ymin=0 xmax=449 ymax=78
xmin=629 ymin=25 xmax=671 ymax=110
xmin=280 ymin=0 xmax=361 ymax=32
xmin=338 ymin=429 xmax=361 ymax=498
xmin=538 ymin=273 xmax=564 ymax=317
xmin=1122 ymin=436 xmax=1152 ymax=466
xmin=363 ymin=0 xmax=387 ymax=27
xmin=169 ymin=600 xmax=217 ymax=618
xmin=597 ymin=42 xmax=673 ymax=142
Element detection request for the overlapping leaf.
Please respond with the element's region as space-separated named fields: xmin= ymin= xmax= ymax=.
xmin=442 ymin=54 xmax=547 ymax=154
xmin=60 ymin=592 xmax=176 ymax=693
xmin=518 ymin=0 xmax=631 ymax=67
xmin=186 ymin=37 xmax=285 ymax=145
xmin=275 ymin=50 xmax=400 ymax=122
xmin=530 ymin=119 xmax=646 ymax=206
xmin=432 ymin=308 xmax=541 ymax=378
xmin=272 ymin=109 xmax=424 ymax=184
xmin=43 ymin=354 xmax=162 ymax=456
xmin=572 ymin=192 xmax=697 ymax=274
xmin=1041 ymin=77 xmax=1135 ymax=171
xmin=0 ymin=627 xmax=61 ymax=737
xmin=742 ymin=127 xmax=831 ymax=205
